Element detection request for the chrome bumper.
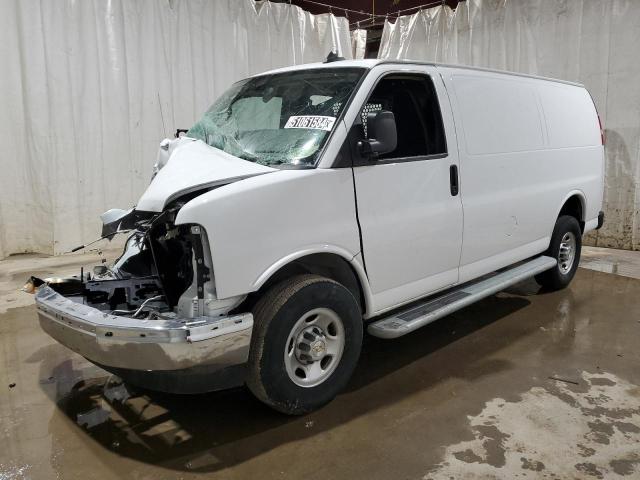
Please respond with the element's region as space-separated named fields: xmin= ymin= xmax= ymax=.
xmin=35 ymin=286 xmax=253 ymax=372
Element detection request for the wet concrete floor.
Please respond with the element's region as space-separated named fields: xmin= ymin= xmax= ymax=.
xmin=1 ymin=254 xmax=639 ymax=479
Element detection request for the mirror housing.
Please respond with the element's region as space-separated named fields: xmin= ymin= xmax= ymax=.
xmin=358 ymin=110 xmax=397 ymax=158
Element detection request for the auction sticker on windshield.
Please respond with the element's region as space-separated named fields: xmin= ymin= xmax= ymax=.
xmin=284 ymin=115 xmax=336 ymax=131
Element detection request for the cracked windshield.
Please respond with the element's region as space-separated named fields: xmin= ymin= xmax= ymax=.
xmin=187 ymin=67 xmax=365 ymax=167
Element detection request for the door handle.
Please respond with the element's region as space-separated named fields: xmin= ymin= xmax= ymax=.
xmin=449 ymin=165 xmax=459 ymax=196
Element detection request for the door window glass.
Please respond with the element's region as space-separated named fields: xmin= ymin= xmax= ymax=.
xmin=361 ymin=75 xmax=447 ymax=159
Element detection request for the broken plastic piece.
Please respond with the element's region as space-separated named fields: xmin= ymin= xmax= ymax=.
xmin=22 ymin=276 xmax=45 ymax=294
xmin=100 ymin=208 xmax=134 ymax=238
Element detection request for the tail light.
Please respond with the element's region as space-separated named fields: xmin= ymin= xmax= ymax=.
xmin=597 ymin=113 xmax=605 ymax=146
xmin=588 ymin=91 xmax=605 ymax=147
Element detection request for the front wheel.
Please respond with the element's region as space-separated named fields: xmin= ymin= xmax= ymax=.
xmin=246 ymin=274 xmax=363 ymax=415
xmin=535 ymin=215 xmax=582 ymax=290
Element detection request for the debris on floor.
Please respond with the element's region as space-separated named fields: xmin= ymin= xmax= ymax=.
xmin=548 ymin=376 xmax=579 ymax=385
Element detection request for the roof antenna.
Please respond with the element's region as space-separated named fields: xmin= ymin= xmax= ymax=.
xmin=325 ymin=51 xmax=346 ymax=63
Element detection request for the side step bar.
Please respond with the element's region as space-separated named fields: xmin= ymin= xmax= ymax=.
xmin=367 ymin=256 xmax=557 ymax=339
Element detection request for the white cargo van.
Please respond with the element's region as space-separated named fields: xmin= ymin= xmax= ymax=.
xmin=31 ymin=58 xmax=605 ymax=414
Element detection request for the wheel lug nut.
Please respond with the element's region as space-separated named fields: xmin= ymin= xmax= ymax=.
xmin=299 ymin=353 xmax=312 ymax=362
xmin=303 ymin=332 xmax=315 ymax=341
xmin=298 ymin=342 xmax=310 ymax=351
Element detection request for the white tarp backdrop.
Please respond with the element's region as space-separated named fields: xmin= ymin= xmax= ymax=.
xmin=379 ymin=0 xmax=640 ymax=251
xmin=0 ymin=0 xmax=351 ymax=258
xmin=351 ymin=28 xmax=367 ymax=59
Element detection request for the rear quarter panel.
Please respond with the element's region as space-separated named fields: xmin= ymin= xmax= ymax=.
xmin=441 ymin=67 xmax=603 ymax=281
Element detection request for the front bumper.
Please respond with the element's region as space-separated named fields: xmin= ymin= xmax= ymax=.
xmin=35 ymin=286 xmax=253 ymax=374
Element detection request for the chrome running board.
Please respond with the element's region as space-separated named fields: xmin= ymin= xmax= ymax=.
xmin=367 ymin=256 xmax=557 ymax=339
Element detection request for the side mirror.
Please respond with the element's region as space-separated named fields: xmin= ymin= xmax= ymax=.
xmin=358 ymin=110 xmax=397 ymax=158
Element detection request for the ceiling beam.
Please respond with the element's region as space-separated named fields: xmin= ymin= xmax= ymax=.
xmin=278 ymin=0 xmax=462 ymax=27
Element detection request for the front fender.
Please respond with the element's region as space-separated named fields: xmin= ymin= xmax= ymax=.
xmin=175 ymin=168 xmax=362 ymax=301
xmin=252 ymin=244 xmax=361 ymax=289
xmin=252 ymin=246 xmax=373 ymax=316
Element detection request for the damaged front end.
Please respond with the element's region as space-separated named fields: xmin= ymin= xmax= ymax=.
xmin=30 ymin=204 xmax=253 ymax=394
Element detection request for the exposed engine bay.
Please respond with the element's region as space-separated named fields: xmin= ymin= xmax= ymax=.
xmin=29 ymin=200 xmax=244 ymax=321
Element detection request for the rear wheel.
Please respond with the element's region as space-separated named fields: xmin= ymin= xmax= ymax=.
xmin=535 ymin=215 xmax=582 ymax=290
xmin=246 ymin=274 xmax=363 ymax=415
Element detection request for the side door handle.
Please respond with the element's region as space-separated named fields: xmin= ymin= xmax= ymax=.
xmin=449 ymin=164 xmax=459 ymax=196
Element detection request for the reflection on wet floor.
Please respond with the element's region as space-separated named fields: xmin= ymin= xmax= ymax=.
xmin=76 ymin=403 xmax=111 ymax=430
xmin=580 ymin=246 xmax=640 ymax=280
xmin=1 ymin=268 xmax=639 ymax=479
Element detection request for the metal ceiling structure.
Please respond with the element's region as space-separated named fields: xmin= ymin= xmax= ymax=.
xmin=272 ymin=0 xmax=464 ymax=57
xmin=279 ymin=0 xmax=463 ymax=29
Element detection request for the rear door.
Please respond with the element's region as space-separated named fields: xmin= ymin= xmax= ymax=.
xmin=348 ymin=66 xmax=463 ymax=314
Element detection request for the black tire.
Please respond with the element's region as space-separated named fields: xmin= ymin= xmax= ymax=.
xmin=535 ymin=215 xmax=582 ymax=290
xmin=246 ymin=274 xmax=363 ymax=415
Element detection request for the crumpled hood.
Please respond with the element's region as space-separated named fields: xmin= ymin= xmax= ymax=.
xmin=137 ymin=140 xmax=276 ymax=212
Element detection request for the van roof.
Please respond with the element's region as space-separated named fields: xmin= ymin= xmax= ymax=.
xmin=257 ymin=59 xmax=584 ymax=88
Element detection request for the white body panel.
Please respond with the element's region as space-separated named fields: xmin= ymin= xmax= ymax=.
xmin=175 ymin=168 xmax=366 ymax=301
xmin=128 ymin=59 xmax=604 ymax=319
xmin=137 ymin=139 xmax=275 ymax=212
xmin=440 ymin=67 xmax=603 ymax=282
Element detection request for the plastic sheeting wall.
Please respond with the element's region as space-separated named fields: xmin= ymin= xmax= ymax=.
xmin=351 ymin=28 xmax=367 ymax=59
xmin=379 ymin=0 xmax=640 ymax=250
xmin=0 ymin=0 xmax=351 ymax=258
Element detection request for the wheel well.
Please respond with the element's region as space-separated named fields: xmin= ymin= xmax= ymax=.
xmin=559 ymin=195 xmax=585 ymax=232
xmin=237 ymin=253 xmax=366 ymax=315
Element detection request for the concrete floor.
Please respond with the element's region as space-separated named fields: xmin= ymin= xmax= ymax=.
xmin=0 ymin=247 xmax=639 ymax=479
